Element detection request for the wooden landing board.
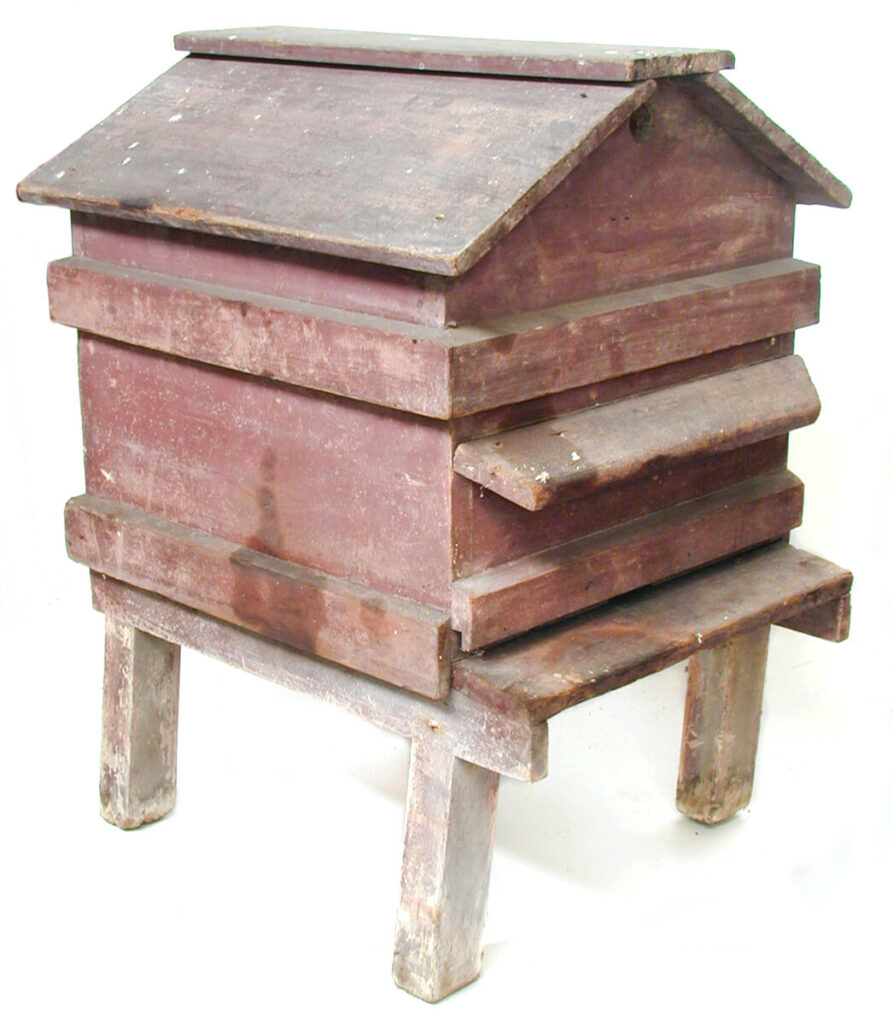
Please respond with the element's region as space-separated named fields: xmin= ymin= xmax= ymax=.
xmin=681 ymin=74 xmax=851 ymax=209
xmin=453 ymin=543 xmax=852 ymax=722
xmin=451 ymin=470 xmax=803 ymax=651
xmin=65 ymin=495 xmax=452 ymax=698
xmin=174 ymin=27 xmax=735 ymax=82
xmin=453 ymin=356 xmax=819 ymax=509
xmin=17 ymin=55 xmax=651 ymax=276
xmin=48 ymin=257 xmax=819 ymax=418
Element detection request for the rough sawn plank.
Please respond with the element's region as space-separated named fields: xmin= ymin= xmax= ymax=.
xmin=452 ymin=543 xmax=852 ymax=722
xmin=174 ymin=26 xmax=735 ymax=82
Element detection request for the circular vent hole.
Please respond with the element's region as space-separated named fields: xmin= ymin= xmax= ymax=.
xmin=630 ymin=105 xmax=654 ymax=143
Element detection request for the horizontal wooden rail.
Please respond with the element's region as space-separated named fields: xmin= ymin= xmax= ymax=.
xmin=48 ymin=256 xmax=819 ymax=417
xmin=65 ymin=494 xmax=452 ymax=698
xmin=91 ymin=574 xmax=547 ymax=782
xmin=454 ymin=542 xmax=852 ymax=722
xmin=451 ymin=471 xmax=804 ymax=650
xmin=453 ymin=355 xmax=819 ymax=509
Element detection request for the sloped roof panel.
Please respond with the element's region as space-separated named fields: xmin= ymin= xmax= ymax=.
xmin=17 ymin=55 xmax=653 ymax=275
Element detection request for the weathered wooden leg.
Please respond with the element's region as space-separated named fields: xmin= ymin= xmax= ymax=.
xmin=393 ymin=734 xmax=500 ymax=1002
xmin=100 ymin=616 xmax=181 ymax=829
xmin=676 ymin=626 xmax=771 ymax=825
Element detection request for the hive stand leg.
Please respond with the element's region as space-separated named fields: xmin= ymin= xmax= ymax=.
xmin=100 ymin=616 xmax=181 ymax=829
xmin=676 ymin=626 xmax=771 ymax=825
xmin=393 ymin=734 xmax=500 ymax=1002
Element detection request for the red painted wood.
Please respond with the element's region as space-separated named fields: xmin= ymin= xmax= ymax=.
xmin=452 ymin=436 xmax=788 ymax=579
xmin=78 ymin=335 xmax=454 ymax=608
xmin=453 ymin=356 xmax=819 ymax=510
xmin=444 ymin=83 xmax=796 ymax=323
xmin=447 ymin=260 xmax=818 ymax=415
xmin=53 ymin=259 xmax=454 ymax=417
xmin=453 ymin=543 xmax=853 ymax=721
xmin=451 ymin=470 xmax=804 ymax=650
xmin=72 ymin=214 xmax=450 ymax=328
xmin=17 ymin=56 xmax=651 ymax=275
xmin=49 ymin=257 xmax=817 ymax=419
xmin=451 ymin=336 xmax=794 ymax=442
xmin=67 ymin=495 xmax=452 ymax=698
xmin=680 ymin=74 xmax=851 ymax=208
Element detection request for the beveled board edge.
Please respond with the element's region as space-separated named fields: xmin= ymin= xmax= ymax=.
xmin=174 ymin=27 xmax=734 ymax=82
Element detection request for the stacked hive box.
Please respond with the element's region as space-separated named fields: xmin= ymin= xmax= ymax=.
xmin=18 ymin=28 xmax=853 ymax=1001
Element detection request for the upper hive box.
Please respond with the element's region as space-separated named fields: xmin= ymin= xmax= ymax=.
xmin=17 ymin=27 xmax=851 ymax=700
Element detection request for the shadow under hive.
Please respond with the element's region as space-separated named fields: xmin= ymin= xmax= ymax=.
xmin=18 ymin=26 xmax=853 ymax=1002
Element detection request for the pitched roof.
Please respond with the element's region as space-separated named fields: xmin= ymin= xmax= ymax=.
xmin=17 ymin=54 xmax=651 ymax=275
xmin=17 ymin=28 xmax=850 ymax=275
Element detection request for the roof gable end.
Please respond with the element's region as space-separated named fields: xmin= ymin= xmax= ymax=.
xmin=680 ymin=73 xmax=851 ymax=208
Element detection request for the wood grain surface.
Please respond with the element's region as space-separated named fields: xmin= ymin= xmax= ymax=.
xmin=50 ymin=257 xmax=818 ymax=417
xmin=66 ymin=494 xmax=452 ymax=698
xmin=72 ymin=213 xmax=452 ymax=328
xmin=451 ymin=471 xmax=804 ymax=650
xmin=681 ymin=73 xmax=851 ymax=208
xmin=453 ymin=543 xmax=852 ymax=722
xmin=18 ymin=55 xmax=651 ymax=274
xmin=68 ymin=79 xmax=798 ymax=328
xmin=77 ymin=334 xmax=454 ymax=607
xmin=174 ymin=26 xmax=734 ymax=82
xmin=99 ymin=618 xmax=180 ymax=829
xmin=443 ymin=81 xmax=796 ymax=322
xmin=452 ymin=436 xmax=789 ymax=579
xmin=393 ymin=736 xmax=499 ymax=1001
xmin=676 ymin=627 xmax=771 ymax=824
xmin=92 ymin=575 xmax=548 ymax=782
xmin=453 ymin=356 xmax=819 ymax=509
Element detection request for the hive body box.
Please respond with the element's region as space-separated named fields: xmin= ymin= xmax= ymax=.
xmin=19 ymin=27 xmax=853 ymax=1002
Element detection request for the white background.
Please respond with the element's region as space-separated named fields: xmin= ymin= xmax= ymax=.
xmin=2 ymin=2 xmax=889 ymax=1021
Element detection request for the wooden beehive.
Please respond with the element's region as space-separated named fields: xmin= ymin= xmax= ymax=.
xmin=17 ymin=27 xmax=855 ymax=1003
xmin=18 ymin=28 xmax=850 ymax=692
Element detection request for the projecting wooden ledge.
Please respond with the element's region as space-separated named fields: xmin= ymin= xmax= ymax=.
xmin=453 ymin=356 xmax=819 ymax=510
xmin=453 ymin=542 xmax=851 ymax=723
